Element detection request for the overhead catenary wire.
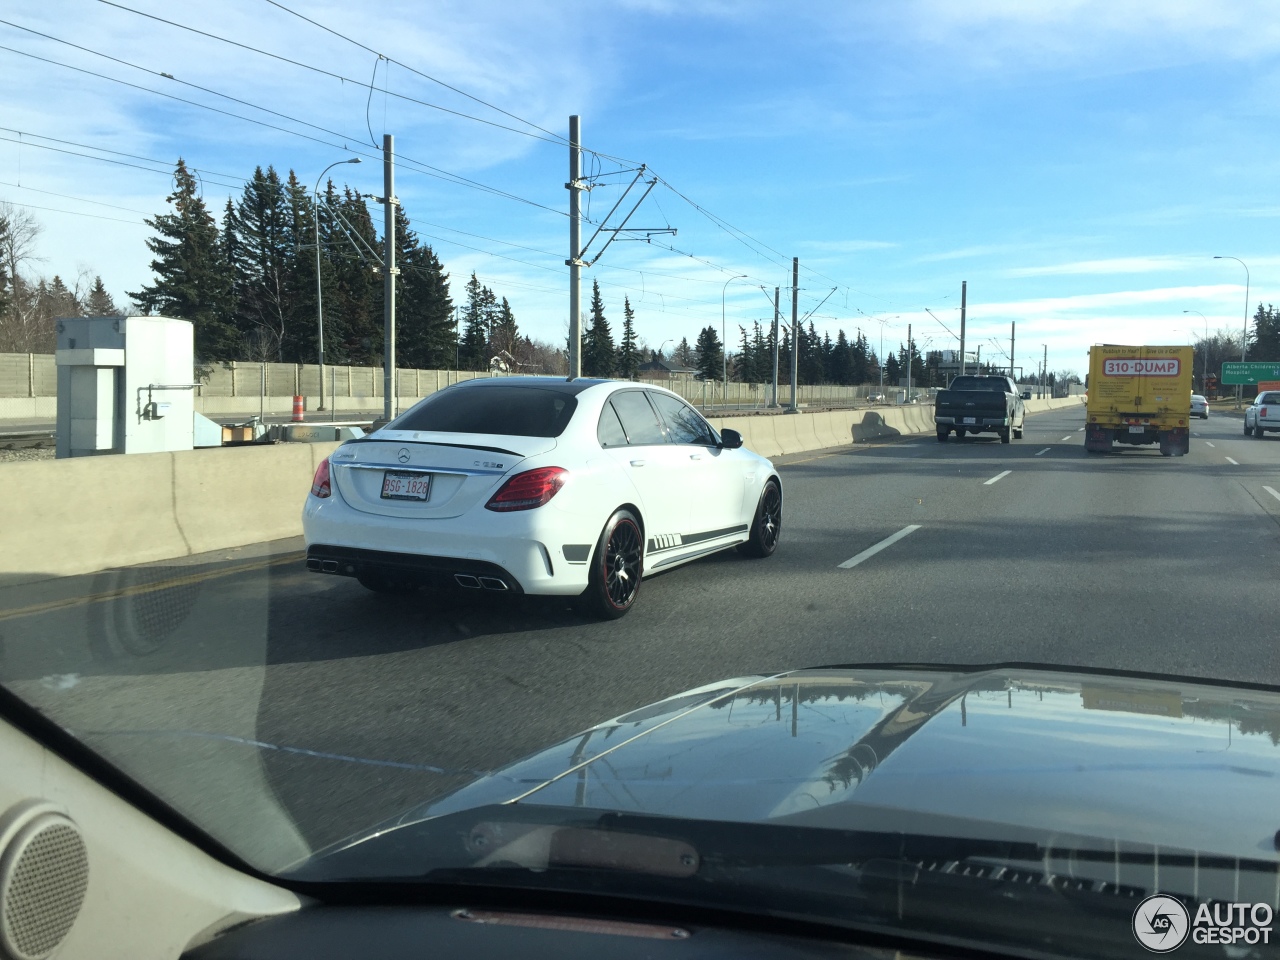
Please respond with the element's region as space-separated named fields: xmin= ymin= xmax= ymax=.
xmin=0 ymin=39 xmax=574 ymax=220
xmin=5 ymin=10 xmax=881 ymax=332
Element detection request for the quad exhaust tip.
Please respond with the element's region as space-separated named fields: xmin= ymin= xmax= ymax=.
xmin=454 ymin=574 xmax=509 ymax=591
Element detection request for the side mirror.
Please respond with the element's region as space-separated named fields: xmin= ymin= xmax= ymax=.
xmin=1021 ymin=391 xmax=1032 ymax=400
xmin=719 ymin=428 xmax=744 ymax=449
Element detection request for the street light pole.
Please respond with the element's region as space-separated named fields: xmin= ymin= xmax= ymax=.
xmin=313 ymin=157 xmax=361 ymax=412
xmin=1214 ymin=256 xmax=1249 ymax=405
xmin=722 ymin=274 xmax=747 ymax=408
xmin=1183 ymin=310 xmax=1208 ymax=393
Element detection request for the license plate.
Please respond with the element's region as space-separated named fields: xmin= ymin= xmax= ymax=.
xmin=1128 ymin=425 xmax=1145 ymax=434
xmin=381 ymin=470 xmax=432 ymax=501
xmin=963 ymin=417 xmax=976 ymax=424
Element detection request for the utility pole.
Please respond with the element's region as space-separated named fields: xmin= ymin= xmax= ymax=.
xmin=976 ymin=344 xmax=981 ymax=375
xmin=1042 ymin=344 xmax=1047 ymax=399
xmin=770 ymin=286 xmax=780 ymax=408
xmin=380 ymin=134 xmax=398 ymax=423
xmin=788 ymin=258 xmax=799 ymax=413
xmin=1009 ymin=321 xmax=1016 ymax=379
xmin=566 ymin=115 xmax=583 ymax=379
xmin=958 ymin=280 xmax=967 ymax=378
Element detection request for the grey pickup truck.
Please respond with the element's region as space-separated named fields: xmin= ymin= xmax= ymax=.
xmin=934 ymin=375 xmax=1030 ymax=443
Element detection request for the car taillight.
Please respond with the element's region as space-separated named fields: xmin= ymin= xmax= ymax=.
xmin=485 ymin=467 xmax=567 ymax=512
xmin=1262 ymin=407 xmax=1269 ymax=417
xmin=310 ymin=457 xmax=331 ymax=498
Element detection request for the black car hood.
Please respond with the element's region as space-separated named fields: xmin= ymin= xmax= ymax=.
xmin=308 ymin=665 xmax=1280 ymax=871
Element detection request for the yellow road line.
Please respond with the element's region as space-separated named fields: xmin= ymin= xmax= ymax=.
xmin=0 ymin=554 xmax=302 ymax=624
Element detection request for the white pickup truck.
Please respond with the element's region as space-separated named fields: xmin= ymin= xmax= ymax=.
xmin=1245 ymin=390 xmax=1280 ymax=437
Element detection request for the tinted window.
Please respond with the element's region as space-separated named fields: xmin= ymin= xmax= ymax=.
xmin=649 ymin=391 xmax=715 ymax=445
xmin=609 ymin=391 xmax=667 ymax=445
xmin=948 ymin=376 xmax=1011 ymax=392
xmin=1260 ymin=393 xmax=1280 ymax=404
xmin=391 ymin=386 xmax=577 ymax=437
xmin=597 ymin=402 xmax=629 ymax=447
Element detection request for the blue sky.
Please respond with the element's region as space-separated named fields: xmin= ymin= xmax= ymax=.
xmin=4 ymin=0 xmax=1280 ymax=376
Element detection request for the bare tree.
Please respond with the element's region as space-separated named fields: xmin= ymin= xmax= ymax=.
xmin=0 ymin=203 xmax=48 ymax=352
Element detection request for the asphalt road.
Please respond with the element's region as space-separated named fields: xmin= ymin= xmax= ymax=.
xmin=3 ymin=404 xmax=1279 ymax=864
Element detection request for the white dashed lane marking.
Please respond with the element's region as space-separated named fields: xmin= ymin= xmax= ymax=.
xmin=984 ymin=470 xmax=1012 ymax=485
xmin=838 ymin=525 xmax=922 ymax=569
xmin=1035 ymin=448 xmax=1050 ymax=456
xmin=1226 ymin=457 xmax=1239 ymax=465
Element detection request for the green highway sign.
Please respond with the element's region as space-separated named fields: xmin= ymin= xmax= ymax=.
xmin=1220 ymin=361 xmax=1280 ymax=385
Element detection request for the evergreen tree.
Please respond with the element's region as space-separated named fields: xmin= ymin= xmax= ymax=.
xmin=44 ymin=276 xmax=80 ymax=318
xmin=129 ymin=158 xmax=236 ymax=359
xmin=617 ymin=296 xmax=639 ymax=379
xmin=232 ymin=165 xmax=297 ymax=361
xmin=884 ymin=352 xmax=901 ymax=384
xmin=852 ymin=331 xmax=870 ymax=384
xmin=1252 ymin=303 xmax=1280 ymax=362
xmin=328 ymin=186 xmax=382 ymax=365
xmin=735 ymin=324 xmax=753 ymax=382
xmin=459 ymin=273 xmax=488 ymax=370
xmin=582 ymin=281 xmax=616 ymax=377
xmin=831 ymin=329 xmax=852 ymax=385
xmin=84 ymin=276 xmax=118 ymax=315
xmin=752 ymin=321 xmax=769 ymax=383
xmin=395 ymin=204 xmax=455 ymax=370
xmin=489 ymin=297 xmax=518 ymax=360
xmin=694 ymin=324 xmax=723 ymax=381
xmin=673 ymin=336 xmax=694 ymax=368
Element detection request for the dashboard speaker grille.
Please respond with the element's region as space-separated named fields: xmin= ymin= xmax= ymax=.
xmin=0 ymin=813 xmax=88 ymax=960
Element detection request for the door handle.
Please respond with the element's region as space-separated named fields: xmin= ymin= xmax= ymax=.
xmin=630 ymin=460 xmax=646 ymax=467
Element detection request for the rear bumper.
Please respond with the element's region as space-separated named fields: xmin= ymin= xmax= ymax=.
xmin=935 ymin=416 xmax=1010 ymax=429
xmin=302 ymin=494 xmax=596 ymax=596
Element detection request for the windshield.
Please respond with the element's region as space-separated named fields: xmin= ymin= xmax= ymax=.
xmin=4 ymin=4 xmax=1280 ymax=959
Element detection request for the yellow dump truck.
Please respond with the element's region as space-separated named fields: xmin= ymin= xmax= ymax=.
xmin=1085 ymin=345 xmax=1193 ymax=456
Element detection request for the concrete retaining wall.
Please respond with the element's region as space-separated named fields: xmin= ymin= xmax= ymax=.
xmin=2 ymin=397 xmax=1084 ymax=582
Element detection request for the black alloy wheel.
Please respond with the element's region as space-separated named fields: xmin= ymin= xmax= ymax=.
xmin=1000 ymin=427 xmax=1011 ymax=444
xmin=936 ymin=427 xmax=949 ymax=442
xmin=740 ymin=479 xmax=782 ymax=558
xmin=579 ymin=509 xmax=644 ymax=620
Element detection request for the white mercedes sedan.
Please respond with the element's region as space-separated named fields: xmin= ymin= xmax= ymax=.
xmin=303 ymin=377 xmax=782 ymax=619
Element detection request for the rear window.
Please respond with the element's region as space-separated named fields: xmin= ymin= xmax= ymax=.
xmin=947 ymin=377 xmax=1010 ymax=392
xmin=390 ymin=385 xmax=578 ymax=437
xmin=1260 ymin=393 xmax=1280 ymax=405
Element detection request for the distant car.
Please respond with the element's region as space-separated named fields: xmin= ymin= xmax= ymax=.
xmin=867 ymin=393 xmax=886 ymax=403
xmin=303 ymin=377 xmax=782 ymax=618
xmin=1190 ymin=394 xmax=1208 ymax=419
xmin=1245 ymin=391 xmax=1280 ymax=437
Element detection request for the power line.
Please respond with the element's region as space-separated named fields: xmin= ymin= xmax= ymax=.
xmin=261 ymin=0 xmax=573 ymax=148
xmin=0 ymin=180 xmax=153 ymax=215
xmin=0 ymin=39 xmax=572 ymax=219
xmin=0 ymin=197 xmax=146 ymax=225
xmin=91 ymin=1 xmax=568 ymax=148
xmin=0 ymin=133 xmax=242 ymax=191
xmin=0 ymin=125 xmax=247 ymax=183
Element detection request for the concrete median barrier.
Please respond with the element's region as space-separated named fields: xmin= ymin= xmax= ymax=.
xmin=1 ymin=441 xmax=341 ymax=583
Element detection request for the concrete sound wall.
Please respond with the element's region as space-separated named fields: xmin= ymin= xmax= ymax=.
xmin=1 ymin=398 xmax=1083 ymax=582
